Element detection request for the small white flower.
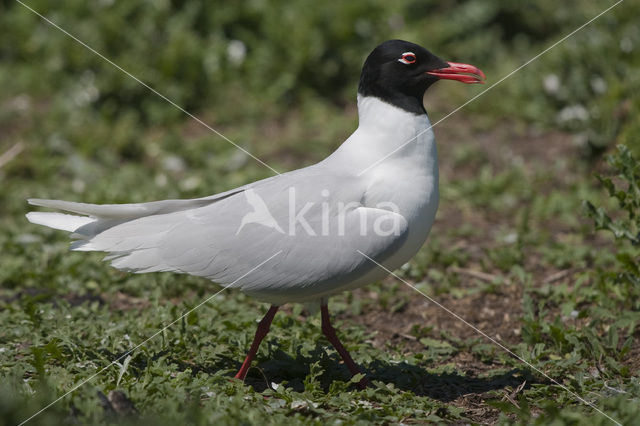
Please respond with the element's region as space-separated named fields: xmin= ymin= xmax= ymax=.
xmin=72 ymin=178 xmax=86 ymax=193
xmin=155 ymin=173 xmax=168 ymax=187
xmin=71 ymin=72 xmax=99 ymax=107
xmin=558 ymin=104 xmax=589 ymax=123
xmin=181 ymin=176 xmax=202 ymax=191
xmin=162 ymin=155 xmax=186 ymax=173
xmin=620 ymin=37 xmax=633 ymax=53
xmin=502 ymin=232 xmax=518 ymax=244
xmin=590 ymin=76 xmax=607 ymax=94
xmin=227 ymin=40 xmax=247 ymax=65
xmin=543 ymin=74 xmax=560 ymax=95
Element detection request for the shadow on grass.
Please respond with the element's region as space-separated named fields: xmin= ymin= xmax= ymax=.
xmin=367 ymin=361 xmax=535 ymax=402
xmin=111 ymin=335 xmax=537 ymax=402
xmin=224 ymin=342 xmax=537 ymax=401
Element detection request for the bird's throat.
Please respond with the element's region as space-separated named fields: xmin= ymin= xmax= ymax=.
xmin=325 ymin=96 xmax=436 ymax=176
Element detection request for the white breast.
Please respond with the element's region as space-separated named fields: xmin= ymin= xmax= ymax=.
xmin=323 ymin=95 xmax=440 ymax=290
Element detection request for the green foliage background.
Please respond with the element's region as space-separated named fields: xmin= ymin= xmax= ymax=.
xmin=1 ymin=0 xmax=640 ymax=424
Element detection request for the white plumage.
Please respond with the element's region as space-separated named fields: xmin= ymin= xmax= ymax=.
xmin=26 ymin=96 xmax=439 ymax=305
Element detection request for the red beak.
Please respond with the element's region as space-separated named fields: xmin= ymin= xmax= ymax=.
xmin=426 ymin=61 xmax=486 ymax=84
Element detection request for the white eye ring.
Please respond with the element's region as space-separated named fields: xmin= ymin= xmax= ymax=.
xmin=398 ymin=52 xmax=417 ymax=65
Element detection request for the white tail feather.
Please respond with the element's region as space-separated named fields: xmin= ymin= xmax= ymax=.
xmin=25 ymin=188 xmax=247 ymax=274
xmin=26 ymin=212 xmax=96 ymax=232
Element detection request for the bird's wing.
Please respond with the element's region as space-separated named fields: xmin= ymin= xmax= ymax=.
xmin=27 ymin=184 xmax=251 ymax=220
xmin=51 ymin=166 xmax=409 ymax=298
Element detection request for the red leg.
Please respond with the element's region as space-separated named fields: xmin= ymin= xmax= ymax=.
xmin=234 ymin=305 xmax=279 ymax=381
xmin=320 ymin=304 xmax=371 ymax=389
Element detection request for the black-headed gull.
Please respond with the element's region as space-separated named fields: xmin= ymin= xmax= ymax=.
xmin=27 ymin=40 xmax=485 ymax=386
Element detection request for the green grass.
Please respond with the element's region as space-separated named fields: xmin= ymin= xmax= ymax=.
xmin=2 ymin=1 xmax=640 ymax=425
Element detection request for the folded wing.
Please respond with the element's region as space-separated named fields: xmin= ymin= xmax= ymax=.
xmin=26 ymin=167 xmax=409 ymax=302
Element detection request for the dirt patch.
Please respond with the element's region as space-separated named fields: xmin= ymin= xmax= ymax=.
xmin=349 ymin=280 xmax=523 ymax=351
xmin=435 ymin=116 xmax=581 ymax=176
xmin=104 ymin=291 xmax=151 ymax=311
xmin=623 ymin=338 xmax=640 ymax=373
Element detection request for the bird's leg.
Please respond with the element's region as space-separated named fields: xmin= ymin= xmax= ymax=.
xmin=234 ymin=305 xmax=279 ymax=381
xmin=320 ymin=304 xmax=371 ymax=389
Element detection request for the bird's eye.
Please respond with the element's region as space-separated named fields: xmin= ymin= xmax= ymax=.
xmin=398 ymin=52 xmax=417 ymax=65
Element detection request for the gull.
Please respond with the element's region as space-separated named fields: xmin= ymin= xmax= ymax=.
xmin=26 ymin=40 xmax=485 ymax=386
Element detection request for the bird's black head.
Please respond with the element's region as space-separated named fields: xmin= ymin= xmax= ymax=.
xmin=358 ymin=40 xmax=485 ymax=115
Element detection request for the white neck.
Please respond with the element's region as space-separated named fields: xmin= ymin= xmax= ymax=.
xmin=325 ymin=95 xmax=437 ymax=176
